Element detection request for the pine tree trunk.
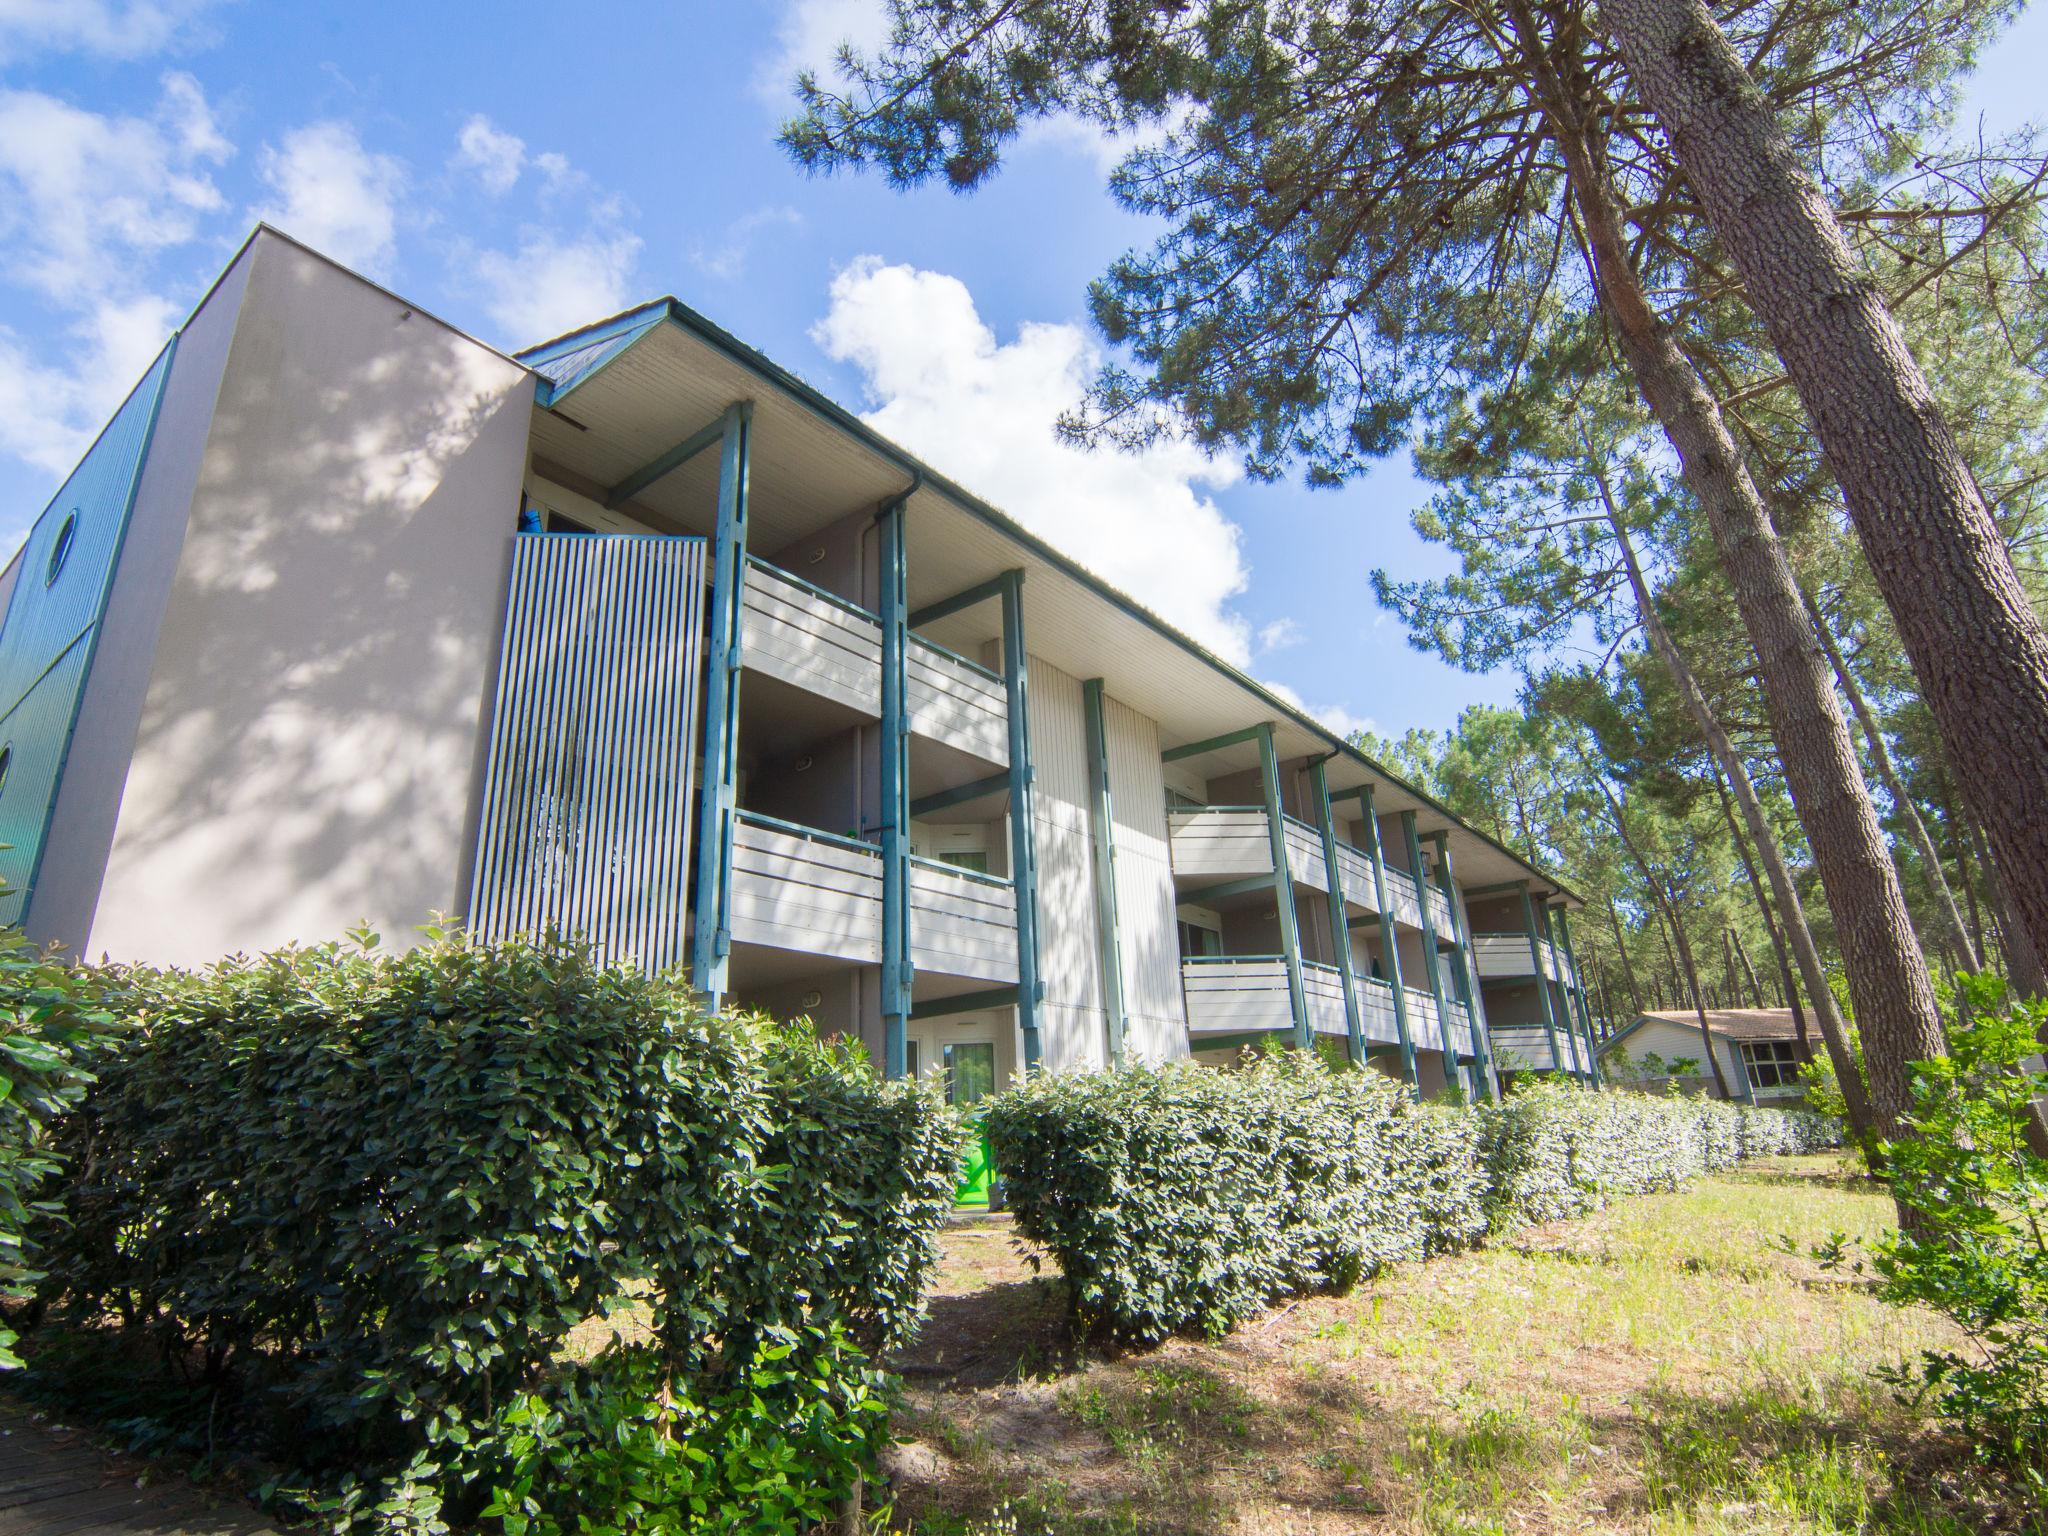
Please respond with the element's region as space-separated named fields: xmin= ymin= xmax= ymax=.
xmin=1599 ymin=485 xmax=1876 ymax=1137
xmin=1801 ymin=584 xmax=1981 ymax=970
xmin=1506 ymin=8 xmax=1943 ymax=1143
xmin=1599 ymin=0 xmax=2048 ymax=1015
xmin=1595 ymin=774 xmax=1735 ymax=1098
xmin=1605 ymin=896 xmax=1644 ymax=1015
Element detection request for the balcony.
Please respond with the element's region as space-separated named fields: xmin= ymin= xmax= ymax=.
xmin=1488 ymin=1024 xmax=1590 ymax=1075
xmin=1471 ymin=932 xmax=1576 ymax=988
xmin=1168 ymin=808 xmax=1448 ymax=922
xmin=729 ymin=813 xmax=882 ymax=965
xmin=738 ymin=557 xmax=1009 ymax=767
xmin=1181 ymin=955 xmax=1349 ymax=1039
xmin=727 ymin=811 xmax=1017 ymax=985
xmin=908 ymin=853 xmax=1018 ymax=984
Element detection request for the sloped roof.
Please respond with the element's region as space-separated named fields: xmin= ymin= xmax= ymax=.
xmin=1624 ymin=1008 xmax=1802 ymax=1044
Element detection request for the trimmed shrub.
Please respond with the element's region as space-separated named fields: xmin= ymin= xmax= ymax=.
xmin=28 ymin=931 xmax=962 ymax=1530
xmin=0 ymin=924 xmax=115 ymax=1367
xmin=987 ymin=1054 xmax=1491 ymax=1343
xmin=993 ymin=1058 xmax=1839 ymax=1342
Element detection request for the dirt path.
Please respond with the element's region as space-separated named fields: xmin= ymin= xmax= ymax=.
xmin=0 ymin=1405 xmax=272 ymax=1536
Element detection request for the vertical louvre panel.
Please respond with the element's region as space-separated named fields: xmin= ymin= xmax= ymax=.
xmin=468 ymin=535 xmax=707 ymax=972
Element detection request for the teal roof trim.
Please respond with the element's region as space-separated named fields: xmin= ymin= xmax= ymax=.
xmin=519 ymin=302 xmax=670 ymax=404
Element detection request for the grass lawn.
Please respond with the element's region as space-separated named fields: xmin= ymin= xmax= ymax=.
xmin=885 ymin=1155 xmax=2037 ymax=1535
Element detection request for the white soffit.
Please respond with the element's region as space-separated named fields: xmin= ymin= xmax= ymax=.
xmin=526 ymin=306 xmax=1575 ymax=904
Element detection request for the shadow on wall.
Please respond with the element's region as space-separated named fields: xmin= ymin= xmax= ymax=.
xmin=95 ymin=242 xmax=535 ymax=965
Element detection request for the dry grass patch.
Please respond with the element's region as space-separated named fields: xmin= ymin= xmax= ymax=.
xmin=885 ymin=1156 xmax=2037 ymax=1535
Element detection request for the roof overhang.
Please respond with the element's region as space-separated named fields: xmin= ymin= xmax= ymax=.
xmin=516 ymin=301 xmax=1583 ymax=905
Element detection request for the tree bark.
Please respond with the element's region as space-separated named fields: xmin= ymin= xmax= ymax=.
xmin=1962 ymin=800 xmax=2048 ymax=998
xmin=1508 ymin=14 xmax=1944 ymax=1143
xmin=1597 ymin=478 xmax=1875 ymax=1137
xmin=1731 ymin=927 xmax=1766 ymax=1008
xmin=1599 ymin=0 xmax=2048 ymax=1024
xmin=1801 ymin=585 xmax=1981 ymax=971
xmin=1605 ymin=896 xmax=1644 ymax=1016
xmin=1596 ymin=774 xmax=1732 ymax=1097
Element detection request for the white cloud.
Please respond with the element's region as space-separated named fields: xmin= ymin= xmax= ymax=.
xmin=0 ymin=0 xmax=224 ymax=62
xmin=0 ymin=74 xmax=228 ymax=305
xmin=254 ymin=121 xmax=404 ymax=277
xmin=1257 ymin=617 xmax=1304 ymax=655
xmin=0 ymin=293 xmax=179 ymax=479
xmin=1264 ymin=681 xmax=1377 ymax=743
xmin=473 ymin=232 xmax=642 ymax=346
xmin=0 ymin=75 xmax=227 ymax=487
xmin=760 ymin=0 xmax=891 ymax=104
xmin=692 ymin=206 xmax=803 ymax=280
xmin=453 ymin=114 xmax=525 ymax=196
xmin=814 ymin=255 xmax=1256 ymax=664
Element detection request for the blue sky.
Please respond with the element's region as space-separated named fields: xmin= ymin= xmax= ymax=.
xmin=0 ymin=1 xmax=2040 ymax=740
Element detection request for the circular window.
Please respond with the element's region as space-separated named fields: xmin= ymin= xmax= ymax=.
xmin=45 ymin=512 xmax=78 ymax=588
xmin=0 ymin=744 xmax=13 ymax=799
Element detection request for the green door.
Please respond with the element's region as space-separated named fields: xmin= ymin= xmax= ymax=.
xmin=946 ymin=1042 xmax=997 ymax=1207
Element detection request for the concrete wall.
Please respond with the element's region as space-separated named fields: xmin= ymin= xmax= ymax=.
xmin=1100 ymin=687 xmax=1189 ymax=1064
xmin=30 ymin=247 xmax=256 ymax=953
xmin=86 ymin=232 xmax=535 ymax=964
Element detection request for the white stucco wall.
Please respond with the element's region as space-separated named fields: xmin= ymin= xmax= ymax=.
xmin=86 ymin=232 xmax=535 ymax=964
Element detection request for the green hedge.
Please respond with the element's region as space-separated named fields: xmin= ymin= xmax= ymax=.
xmin=986 ymin=1054 xmax=1490 ymax=1341
xmin=0 ymin=924 xmax=113 ymax=1367
xmin=989 ymin=1058 xmax=1838 ymax=1343
xmin=28 ymin=932 xmax=963 ymax=1529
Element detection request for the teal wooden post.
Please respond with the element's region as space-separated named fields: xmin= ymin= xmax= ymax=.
xmin=1359 ymin=787 xmax=1418 ymax=1090
xmin=1428 ymin=831 xmax=1492 ymax=1100
xmin=1256 ymin=725 xmax=1311 ymax=1048
xmin=1000 ymin=571 xmax=1043 ymax=1073
xmin=1310 ymin=757 xmax=1366 ymax=1066
xmin=1553 ymin=907 xmax=1602 ymax=1086
xmin=877 ymin=496 xmax=912 ymax=1079
xmin=1447 ymin=873 xmax=1502 ymax=1099
xmin=1518 ymin=881 xmax=1566 ymax=1075
xmin=1401 ymin=812 xmax=1456 ymax=1093
xmin=689 ymin=403 xmax=752 ymax=1006
xmin=1082 ymin=678 xmax=1127 ymax=1064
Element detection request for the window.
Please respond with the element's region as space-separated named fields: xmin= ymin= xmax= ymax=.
xmin=1177 ymin=918 xmax=1222 ymax=959
xmin=545 ymin=509 xmax=597 ymax=535
xmin=943 ymin=1042 xmax=996 ymax=1106
xmin=45 ymin=512 xmax=78 ymax=587
xmin=905 ymin=1040 xmax=919 ymax=1079
xmin=937 ymin=850 xmax=990 ymax=875
xmin=1166 ymin=788 xmax=1207 ymax=813
xmin=1743 ymin=1040 xmax=1802 ymax=1089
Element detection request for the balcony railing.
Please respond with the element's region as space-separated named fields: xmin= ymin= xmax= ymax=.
xmin=1471 ymin=932 xmax=1576 ymax=988
xmin=1487 ymin=1024 xmax=1590 ymax=1075
xmin=729 ymin=812 xmax=882 ymax=965
xmin=909 ymin=853 xmax=1018 ymax=984
xmin=738 ymin=556 xmax=1009 ymax=767
xmin=1178 ymin=956 xmax=1357 ymax=1040
xmin=727 ymin=811 xmax=1018 ymax=984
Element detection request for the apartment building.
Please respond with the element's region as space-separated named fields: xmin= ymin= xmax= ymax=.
xmin=0 ymin=227 xmax=1600 ymax=1100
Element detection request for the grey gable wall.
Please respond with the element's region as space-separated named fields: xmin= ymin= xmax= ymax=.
xmin=84 ymin=233 xmax=535 ymax=964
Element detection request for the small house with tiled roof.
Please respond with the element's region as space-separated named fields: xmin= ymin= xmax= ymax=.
xmin=1598 ymin=1008 xmax=1811 ymax=1103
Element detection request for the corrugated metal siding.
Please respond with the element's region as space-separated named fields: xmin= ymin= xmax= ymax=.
xmin=467 ymin=535 xmax=706 ymax=972
xmin=1026 ymin=656 xmax=1106 ymax=1072
xmin=1103 ymin=689 xmax=1188 ymax=1061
